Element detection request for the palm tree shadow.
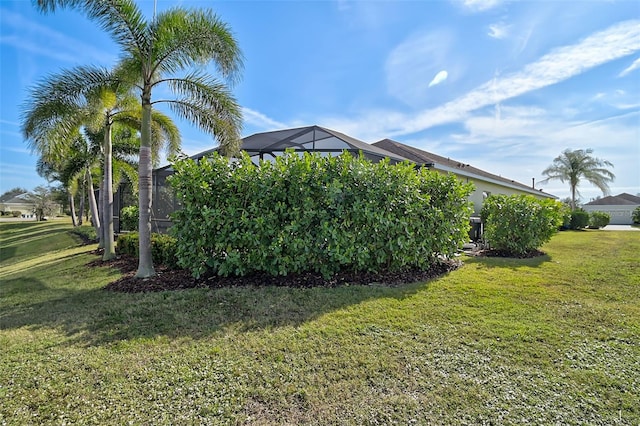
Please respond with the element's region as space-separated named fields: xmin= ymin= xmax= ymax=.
xmin=0 ymin=274 xmax=442 ymax=348
xmin=463 ymin=253 xmax=552 ymax=269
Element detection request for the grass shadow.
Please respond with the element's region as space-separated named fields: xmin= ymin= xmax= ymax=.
xmin=0 ymin=259 xmax=441 ymax=347
xmin=463 ymin=253 xmax=552 ymax=269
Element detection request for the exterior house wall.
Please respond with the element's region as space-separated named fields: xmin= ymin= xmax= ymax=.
xmin=434 ymin=170 xmax=551 ymax=215
xmin=0 ymin=201 xmax=36 ymax=218
xmin=582 ymin=204 xmax=637 ymax=225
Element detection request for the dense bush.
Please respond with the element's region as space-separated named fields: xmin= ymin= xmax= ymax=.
xmin=70 ymin=225 xmax=98 ymax=243
xmin=568 ymin=209 xmax=590 ymax=230
xmin=12 ymin=211 xmax=22 ymax=217
xmin=589 ymin=211 xmax=610 ymax=229
xmin=480 ymin=194 xmax=566 ymax=256
xmin=169 ymin=151 xmax=474 ymax=278
xmin=117 ymin=232 xmax=178 ymax=268
xmin=120 ymin=205 xmax=139 ymax=231
xmin=633 ymin=206 xmax=640 ymax=224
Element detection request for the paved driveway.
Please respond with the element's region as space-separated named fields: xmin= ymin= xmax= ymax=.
xmin=602 ymin=225 xmax=640 ymax=231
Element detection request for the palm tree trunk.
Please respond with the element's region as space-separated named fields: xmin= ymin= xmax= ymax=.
xmin=87 ymin=169 xmax=101 ymax=242
xmin=78 ymin=179 xmax=85 ymax=226
xmin=571 ymin=185 xmax=577 ymax=210
xmin=69 ymin=191 xmax=78 ymax=226
xmin=136 ymin=91 xmax=156 ymax=278
xmin=102 ymin=124 xmax=116 ymax=261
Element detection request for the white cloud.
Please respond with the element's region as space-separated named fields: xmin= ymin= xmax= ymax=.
xmin=428 ymin=70 xmax=449 ymax=88
xmin=386 ymin=29 xmax=458 ymax=105
xmin=384 ymin=19 xmax=640 ymax=137
xmin=454 ymin=0 xmax=504 ymax=12
xmin=619 ymin=57 xmax=640 ymax=77
xmin=242 ymin=107 xmax=288 ymax=131
xmin=488 ymin=22 xmax=511 ymax=39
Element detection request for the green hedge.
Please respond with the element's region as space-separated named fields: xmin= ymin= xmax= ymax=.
xmin=169 ymin=151 xmax=474 ymax=278
xmin=589 ymin=211 xmax=610 ymax=229
xmin=116 ymin=232 xmax=179 ymax=269
xmin=569 ymin=209 xmax=590 ymax=230
xmin=481 ymin=194 xmax=567 ymax=256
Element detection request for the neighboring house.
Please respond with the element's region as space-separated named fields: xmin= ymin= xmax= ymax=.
xmin=373 ymin=139 xmax=556 ymax=215
xmin=583 ymin=193 xmax=640 ymax=225
xmin=0 ymin=193 xmax=36 ymax=218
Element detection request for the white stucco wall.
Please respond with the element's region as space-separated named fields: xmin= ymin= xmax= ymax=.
xmin=439 ymin=172 xmax=553 ymax=215
xmin=582 ymin=204 xmax=638 ymax=225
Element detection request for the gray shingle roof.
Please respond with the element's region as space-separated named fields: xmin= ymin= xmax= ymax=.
xmin=584 ymin=193 xmax=640 ymax=206
xmin=373 ymin=139 xmax=555 ymax=198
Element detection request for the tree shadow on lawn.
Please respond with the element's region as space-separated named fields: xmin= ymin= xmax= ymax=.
xmin=462 ymin=253 xmax=552 ymax=269
xmin=0 ymin=269 xmax=440 ymax=348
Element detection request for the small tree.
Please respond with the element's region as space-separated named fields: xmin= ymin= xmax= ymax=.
xmin=589 ymin=211 xmax=610 ymax=229
xmin=481 ymin=195 xmax=566 ymax=256
xmin=25 ymin=186 xmax=58 ymax=221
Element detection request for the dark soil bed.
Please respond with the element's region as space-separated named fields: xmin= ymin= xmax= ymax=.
xmin=474 ymin=249 xmax=546 ymax=259
xmin=91 ymin=251 xmax=461 ymax=293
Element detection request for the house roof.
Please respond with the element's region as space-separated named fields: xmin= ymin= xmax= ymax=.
xmin=0 ymin=192 xmax=29 ymax=203
xmin=373 ymin=139 xmax=556 ymax=198
xmin=584 ymin=193 xmax=640 ymax=206
xmin=156 ymin=125 xmax=409 ymax=173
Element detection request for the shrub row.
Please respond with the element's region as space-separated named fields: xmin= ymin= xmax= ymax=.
xmin=563 ymin=209 xmax=611 ymax=230
xmin=169 ymin=151 xmax=474 ymax=278
xmin=481 ymin=194 xmax=567 ymax=255
xmin=117 ymin=232 xmax=178 ymax=269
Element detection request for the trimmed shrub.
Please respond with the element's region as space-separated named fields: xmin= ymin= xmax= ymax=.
xmin=116 ymin=232 xmax=179 ymax=269
xmin=589 ymin=211 xmax=610 ymax=229
xmin=169 ymin=151 xmax=474 ymax=279
xmin=71 ymin=225 xmax=98 ymax=243
xmin=633 ymin=206 xmax=640 ymax=224
xmin=481 ymin=194 xmax=566 ymax=256
xmin=11 ymin=211 xmax=22 ymax=217
xmin=117 ymin=233 xmax=139 ymax=258
xmin=120 ymin=205 xmax=139 ymax=231
xmin=569 ymin=209 xmax=590 ymax=230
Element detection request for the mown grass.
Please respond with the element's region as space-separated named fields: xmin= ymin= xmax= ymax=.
xmin=0 ymin=221 xmax=638 ymax=425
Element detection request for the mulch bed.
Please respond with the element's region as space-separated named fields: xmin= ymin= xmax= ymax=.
xmin=472 ymin=249 xmax=546 ymax=259
xmin=89 ymin=250 xmax=461 ymax=293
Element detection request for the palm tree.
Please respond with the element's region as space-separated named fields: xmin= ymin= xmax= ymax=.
xmin=22 ymin=65 xmax=179 ymax=260
xmin=35 ymin=0 xmax=244 ymax=277
xmin=540 ymin=148 xmax=615 ymax=210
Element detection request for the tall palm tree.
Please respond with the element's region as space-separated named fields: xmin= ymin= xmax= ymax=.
xmin=35 ymin=0 xmax=244 ymax=277
xmin=540 ymin=148 xmax=615 ymax=210
xmin=22 ymin=65 xmax=179 ymax=260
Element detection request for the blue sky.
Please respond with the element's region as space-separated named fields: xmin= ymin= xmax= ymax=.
xmin=1 ymin=0 xmax=639 ymax=202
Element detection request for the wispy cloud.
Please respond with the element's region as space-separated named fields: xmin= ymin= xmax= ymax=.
xmin=454 ymin=0 xmax=504 ymax=13
xmin=385 ymin=29 xmax=460 ymax=105
xmin=488 ymin=22 xmax=511 ymax=39
xmin=428 ymin=70 xmax=449 ymax=88
xmin=0 ymin=8 xmax=116 ymax=66
xmin=242 ymin=107 xmax=288 ymax=131
xmin=619 ymin=57 xmax=640 ymax=77
xmin=338 ymin=19 xmax=640 ymax=141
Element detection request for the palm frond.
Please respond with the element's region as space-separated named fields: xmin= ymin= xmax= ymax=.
xmin=150 ymin=8 xmax=243 ymax=84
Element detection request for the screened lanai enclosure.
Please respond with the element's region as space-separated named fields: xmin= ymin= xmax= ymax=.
xmin=114 ymin=125 xmax=417 ymax=233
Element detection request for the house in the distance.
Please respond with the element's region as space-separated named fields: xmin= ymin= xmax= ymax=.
xmin=373 ymin=139 xmax=556 ymax=215
xmin=583 ymin=193 xmax=640 ymax=225
xmin=0 ymin=192 xmax=36 ymax=219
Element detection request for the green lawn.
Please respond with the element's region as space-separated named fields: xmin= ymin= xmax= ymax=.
xmin=1 ymin=220 xmax=638 ymax=425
